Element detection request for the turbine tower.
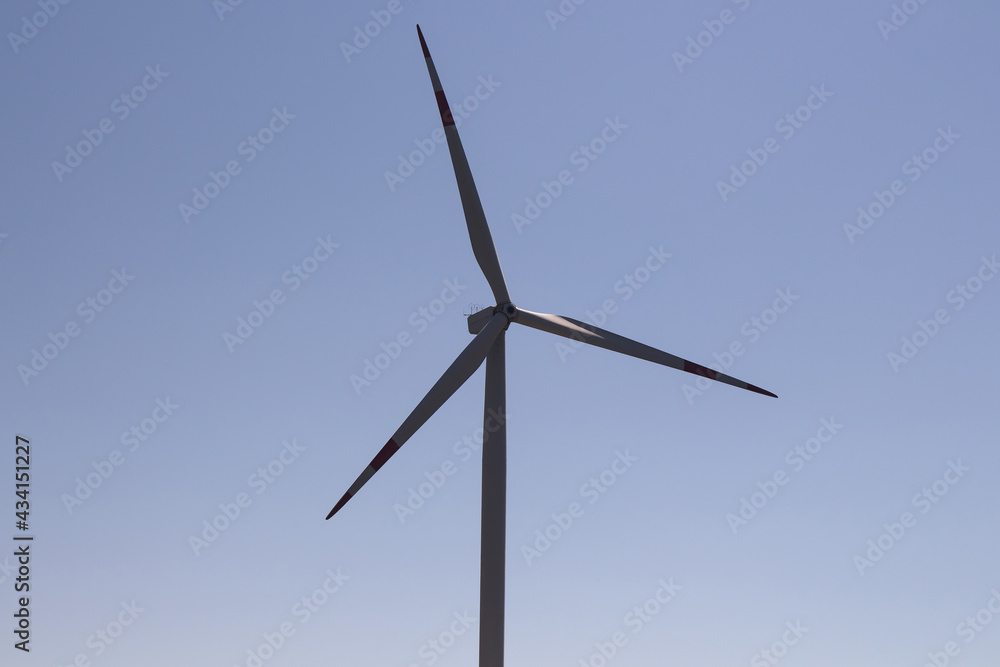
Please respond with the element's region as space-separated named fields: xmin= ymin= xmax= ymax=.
xmin=327 ymin=26 xmax=777 ymax=667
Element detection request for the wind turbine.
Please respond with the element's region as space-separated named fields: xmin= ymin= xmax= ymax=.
xmin=327 ymin=25 xmax=777 ymax=667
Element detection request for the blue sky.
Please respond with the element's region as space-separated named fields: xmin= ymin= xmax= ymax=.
xmin=2 ymin=1 xmax=999 ymax=665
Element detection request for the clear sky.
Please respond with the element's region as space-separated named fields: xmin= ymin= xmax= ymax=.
xmin=2 ymin=1 xmax=999 ymax=666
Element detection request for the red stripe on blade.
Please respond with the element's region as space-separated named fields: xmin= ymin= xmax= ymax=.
xmin=683 ymin=360 xmax=716 ymax=380
xmin=435 ymin=91 xmax=456 ymax=127
xmin=417 ymin=25 xmax=430 ymax=59
xmin=370 ymin=438 xmax=400 ymax=471
xmin=326 ymin=491 xmax=352 ymax=519
xmin=747 ymin=383 xmax=778 ymax=398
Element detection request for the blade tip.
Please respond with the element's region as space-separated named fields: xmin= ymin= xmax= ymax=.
xmin=326 ymin=492 xmax=352 ymax=520
xmin=750 ymin=384 xmax=778 ymax=398
xmin=416 ymin=25 xmax=430 ymax=58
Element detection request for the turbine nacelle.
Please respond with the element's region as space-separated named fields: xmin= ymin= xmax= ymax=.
xmin=468 ymin=303 xmax=515 ymax=334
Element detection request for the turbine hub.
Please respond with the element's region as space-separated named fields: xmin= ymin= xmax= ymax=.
xmin=467 ymin=302 xmax=516 ymax=334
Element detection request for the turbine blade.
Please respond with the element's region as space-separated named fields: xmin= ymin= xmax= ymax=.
xmin=327 ymin=312 xmax=508 ymax=519
xmin=513 ymin=308 xmax=777 ymax=398
xmin=416 ymin=25 xmax=510 ymax=306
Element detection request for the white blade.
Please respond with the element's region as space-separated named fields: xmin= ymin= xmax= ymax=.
xmin=514 ymin=308 xmax=777 ymax=398
xmin=327 ymin=312 xmax=508 ymax=519
xmin=417 ymin=25 xmax=510 ymax=306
